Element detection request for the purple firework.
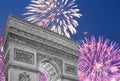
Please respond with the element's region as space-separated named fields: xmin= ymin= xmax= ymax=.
xmin=39 ymin=71 xmax=47 ymax=81
xmin=78 ymin=36 xmax=120 ymax=81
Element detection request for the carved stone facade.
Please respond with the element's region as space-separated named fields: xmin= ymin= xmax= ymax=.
xmin=14 ymin=49 xmax=34 ymax=64
xmin=18 ymin=72 xmax=31 ymax=81
xmin=3 ymin=15 xmax=79 ymax=81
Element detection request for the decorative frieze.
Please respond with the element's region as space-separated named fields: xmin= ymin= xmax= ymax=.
xmin=37 ymin=53 xmax=49 ymax=64
xmin=52 ymin=58 xmax=63 ymax=72
xmin=8 ymin=16 xmax=78 ymax=51
xmin=65 ymin=63 xmax=77 ymax=75
xmin=18 ymin=72 xmax=31 ymax=81
xmin=9 ymin=26 xmax=78 ymax=56
xmin=4 ymin=16 xmax=79 ymax=81
xmin=14 ymin=49 xmax=34 ymax=64
xmin=10 ymin=33 xmax=78 ymax=63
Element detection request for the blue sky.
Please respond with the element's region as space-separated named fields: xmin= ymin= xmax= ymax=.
xmin=0 ymin=0 xmax=120 ymax=44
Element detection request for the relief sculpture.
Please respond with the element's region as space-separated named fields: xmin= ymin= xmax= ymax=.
xmin=14 ymin=49 xmax=34 ymax=64
xmin=18 ymin=72 xmax=31 ymax=81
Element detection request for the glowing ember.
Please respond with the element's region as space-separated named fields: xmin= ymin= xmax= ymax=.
xmin=94 ymin=63 xmax=103 ymax=70
xmin=83 ymin=32 xmax=88 ymax=35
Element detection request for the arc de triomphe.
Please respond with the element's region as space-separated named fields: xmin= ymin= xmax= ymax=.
xmin=3 ymin=16 xmax=79 ymax=81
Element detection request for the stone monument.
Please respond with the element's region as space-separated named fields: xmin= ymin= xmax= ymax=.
xmin=3 ymin=15 xmax=79 ymax=81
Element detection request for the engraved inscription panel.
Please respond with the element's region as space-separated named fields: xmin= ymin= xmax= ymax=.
xmin=14 ymin=49 xmax=34 ymax=64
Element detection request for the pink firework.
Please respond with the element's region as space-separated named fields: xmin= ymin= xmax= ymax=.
xmin=0 ymin=37 xmax=4 ymax=81
xmin=78 ymin=36 xmax=120 ymax=81
xmin=39 ymin=71 xmax=47 ymax=81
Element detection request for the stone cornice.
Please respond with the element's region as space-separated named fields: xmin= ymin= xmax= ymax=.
xmin=9 ymin=27 xmax=79 ymax=56
xmin=7 ymin=15 xmax=78 ymax=51
xmin=7 ymin=62 xmax=39 ymax=73
xmin=9 ymin=33 xmax=78 ymax=63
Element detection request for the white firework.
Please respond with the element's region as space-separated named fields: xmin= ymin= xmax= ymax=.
xmin=23 ymin=0 xmax=82 ymax=38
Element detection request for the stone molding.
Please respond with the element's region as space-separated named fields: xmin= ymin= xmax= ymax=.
xmin=4 ymin=50 xmax=10 ymax=64
xmin=18 ymin=72 xmax=31 ymax=81
xmin=7 ymin=63 xmax=39 ymax=73
xmin=65 ymin=63 xmax=77 ymax=76
xmin=8 ymin=25 xmax=79 ymax=57
xmin=37 ymin=53 xmax=63 ymax=72
xmin=7 ymin=16 xmax=78 ymax=52
xmin=14 ymin=49 xmax=34 ymax=64
xmin=3 ymin=16 xmax=79 ymax=81
xmin=9 ymin=33 xmax=78 ymax=63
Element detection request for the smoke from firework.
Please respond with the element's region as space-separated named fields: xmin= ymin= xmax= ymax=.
xmin=78 ymin=36 xmax=120 ymax=81
xmin=23 ymin=0 xmax=82 ymax=38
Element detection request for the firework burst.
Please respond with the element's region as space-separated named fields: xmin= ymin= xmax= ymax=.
xmin=23 ymin=0 xmax=82 ymax=38
xmin=78 ymin=36 xmax=120 ymax=81
xmin=39 ymin=71 xmax=47 ymax=81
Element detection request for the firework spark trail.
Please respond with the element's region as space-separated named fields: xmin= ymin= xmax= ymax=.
xmin=0 ymin=37 xmax=4 ymax=81
xmin=78 ymin=36 xmax=120 ymax=81
xmin=23 ymin=0 xmax=82 ymax=38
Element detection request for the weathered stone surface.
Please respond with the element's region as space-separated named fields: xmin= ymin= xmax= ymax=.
xmin=3 ymin=16 xmax=79 ymax=81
